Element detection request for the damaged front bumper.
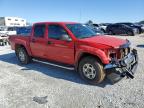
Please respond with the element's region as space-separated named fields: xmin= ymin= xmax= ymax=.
xmin=104 ymin=49 xmax=138 ymax=79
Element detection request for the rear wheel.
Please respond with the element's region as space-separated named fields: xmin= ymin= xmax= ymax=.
xmin=78 ymin=56 xmax=106 ymax=84
xmin=16 ymin=47 xmax=31 ymax=64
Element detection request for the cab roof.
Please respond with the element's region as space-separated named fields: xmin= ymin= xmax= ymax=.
xmin=34 ymin=22 xmax=79 ymax=25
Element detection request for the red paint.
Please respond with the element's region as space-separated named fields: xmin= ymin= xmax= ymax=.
xmin=9 ymin=22 xmax=127 ymax=66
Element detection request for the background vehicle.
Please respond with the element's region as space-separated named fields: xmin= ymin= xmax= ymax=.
xmin=0 ymin=33 xmax=9 ymax=46
xmin=85 ymin=20 xmax=104 ymax=34
xmin=0 ymin=26 xmax=17 ymax=35
xmin=106 ymin=24 xmax=138 ymax=36
xmin=139 ymin=24 xmax=144 ymax=31
xmin=93 ymin=23 xmax=106 ymax=33
xmin=9 ymin=22 xmax=138 ymax=84
xmin=15 ymin=26 xmax=32 ymax=35
xmin=117 ymin=22 xmax=144 ymax=33
xmin=99 ymin=23 xmax=111 ymax=32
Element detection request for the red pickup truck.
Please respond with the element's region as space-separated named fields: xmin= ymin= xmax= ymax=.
xmin=9 ymin=22 xmax=138 ymax=84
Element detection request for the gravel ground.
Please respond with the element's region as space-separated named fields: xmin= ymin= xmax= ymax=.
xmin=0 ymin=34 xmax=144 ymax=108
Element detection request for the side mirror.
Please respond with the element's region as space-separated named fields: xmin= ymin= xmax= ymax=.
xmin=60 ymin=34 xmax=72 ymax=42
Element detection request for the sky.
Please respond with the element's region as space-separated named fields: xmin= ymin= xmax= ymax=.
xmin=0 ymin=0 xmax=144 ymax=23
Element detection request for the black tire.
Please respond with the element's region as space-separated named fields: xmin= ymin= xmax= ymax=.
xmin=108 ymin=30 xmax=113 ymax=35
xmin=1 ymin=42 xmax=4 ymax=46
xmin=78 ymin=56 xmax=105 ymax=84
xmin=16 ymin=47 xmax=31 ymax=64
xmin=0 ymin=40 xmax=4 ymax=46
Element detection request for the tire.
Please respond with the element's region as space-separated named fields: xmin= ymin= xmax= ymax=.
xmin=108 ymin=30 xmax=113 ymax=35
xmin=1 ymin=42 xmax=4 ymax=46
xmin=78 ymin=56 xmax=106 ymax=84
xmin=16 ymin=47 xmax=31 ymax=64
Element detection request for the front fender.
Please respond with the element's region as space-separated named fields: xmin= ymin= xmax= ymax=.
xmin=75 ymin=45 xmax=110 ymax=65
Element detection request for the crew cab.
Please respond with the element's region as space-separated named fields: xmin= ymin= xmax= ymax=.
xmin=9 ymin=22 xmax=138 ymax=84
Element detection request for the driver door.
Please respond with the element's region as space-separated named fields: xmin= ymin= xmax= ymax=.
xmin=46 ymin=24 xmax=75 ymax=65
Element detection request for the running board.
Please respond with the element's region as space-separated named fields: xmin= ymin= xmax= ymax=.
xmin=32 ymin=59 xmax=75 ymax=70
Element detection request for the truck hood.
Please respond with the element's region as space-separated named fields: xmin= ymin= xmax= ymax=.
xmin=78 ymin=35 xmax=128 ymax=48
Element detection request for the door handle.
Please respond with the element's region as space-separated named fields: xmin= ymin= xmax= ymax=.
xmin=47 ymin=41 xmax=53 ymax=45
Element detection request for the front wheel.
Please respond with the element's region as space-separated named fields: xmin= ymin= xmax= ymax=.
xmin=16 ymin=47 xmax=31 ymax=64
xmin=78 ymin=56 xmax=106 ymax=84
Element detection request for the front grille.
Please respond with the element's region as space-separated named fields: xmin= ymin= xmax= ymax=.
xmin=109 ymin=47 xmax=130 ymax=60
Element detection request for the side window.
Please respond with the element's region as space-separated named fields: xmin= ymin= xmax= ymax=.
xmin=113 ymin=25 xmax=119 ymax=28
xmin=111 ymin=25 xmax=116 ymax=28
xmin=93 ymin=24 xmax=99 ymax=27
xmin=48 ymin=25 xmax=68 ymax=40
xmin=118 ymin=25 xmax=121 ymax=28
xmin=121 ymin=25 xmax=125 ymax=28
xmin=34 ymin=24 xmax=45 ymax=38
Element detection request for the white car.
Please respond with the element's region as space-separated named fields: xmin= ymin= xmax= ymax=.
xmin=0 ymin=26 xmax=16 ymax=35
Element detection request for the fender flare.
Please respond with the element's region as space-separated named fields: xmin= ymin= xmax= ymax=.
xmin=15 ymin=41 xmax=32 ymax=56
xmin=75 ymin=47 xmax=110 ymax=71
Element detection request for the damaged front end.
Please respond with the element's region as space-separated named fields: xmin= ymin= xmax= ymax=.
xmin=104 ymin=41 xmax=138 ymax=79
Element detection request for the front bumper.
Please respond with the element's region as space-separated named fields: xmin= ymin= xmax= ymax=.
xmin=104 ymin=49 xmax=138 ymax=79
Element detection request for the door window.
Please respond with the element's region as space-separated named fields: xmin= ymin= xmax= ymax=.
xmin=48 ymin=25 xmax=69 ymax=40
xmin=34 ymin=24 xmax=46 ymax=38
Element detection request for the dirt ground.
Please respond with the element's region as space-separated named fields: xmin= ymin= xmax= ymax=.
xmin=0 ymin=34 xmax=144 ymax=108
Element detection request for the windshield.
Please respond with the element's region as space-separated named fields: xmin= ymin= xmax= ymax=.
xmin=66 ymin=24 xmax=97 ymax=39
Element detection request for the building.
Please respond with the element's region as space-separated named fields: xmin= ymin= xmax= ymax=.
xmin=0 ymin=17 xmax=27 ymax=27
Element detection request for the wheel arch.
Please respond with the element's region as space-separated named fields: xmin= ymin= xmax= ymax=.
xmin=76 ymin=52 xmax=106 ymax=84
xmin=75 ymin=52 xmax=103 ymax=72
xmin=15 ymin=44 xmax=31 ymax=56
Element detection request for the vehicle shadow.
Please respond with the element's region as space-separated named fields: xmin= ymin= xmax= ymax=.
xmin=137 ymin=45 xmax=144 ymax=48
xmin=0 ymin=52 xmax=121 ymax=87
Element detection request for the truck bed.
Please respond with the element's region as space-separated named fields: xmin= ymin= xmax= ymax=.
xmin=9 ymin=35 xmax=30 ymax=50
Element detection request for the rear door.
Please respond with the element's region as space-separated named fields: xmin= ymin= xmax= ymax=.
xmin=117 ymin=25 xmax=125 ymax=34
xmin=46 ymin=24 xmax=75 ymax=65
xmin=112 ymin=24 xmax=121 ymax=34
xmin=30 ymin=24 xmax=47 ymax=58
